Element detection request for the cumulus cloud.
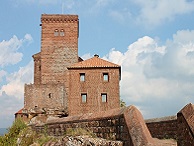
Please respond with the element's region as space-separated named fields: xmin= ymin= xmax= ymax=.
xmin=104 ymin=29 xmax=194 ymax=118
xmin=0 ymin=34 xmax=33 ymax=67
xmin=24 ymin=34 xmax=33 ymax=43
xmin=0 ymin=91 xmax=23 ymax=128
xmin=0 ymin=34 xmax=33 ymax=128
xmin=134 ymin=0 xmax=194 ymax=27
xmin=0 ymin=60 xmax=33 ymax=127
xmin=0 ymin=61 xmax=33 ymax=99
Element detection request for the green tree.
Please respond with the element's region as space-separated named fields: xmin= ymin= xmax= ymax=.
xmin=120 ymin=99 xmax=126 ymax=107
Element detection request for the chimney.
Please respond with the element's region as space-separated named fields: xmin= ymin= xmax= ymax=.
xmin=94 ymin=54 xmax=99 ymax=58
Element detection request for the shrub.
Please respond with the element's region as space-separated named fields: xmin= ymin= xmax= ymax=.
xmin=0 ymin=118 xmax=27 ymax=146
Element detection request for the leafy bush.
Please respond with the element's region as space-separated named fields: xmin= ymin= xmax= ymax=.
xmin=37 ymin=134 xmax=53 ymax=146
xmin=17 ymin=127 xmax=37 ymax=146
xmin=0 ymin=118 xmax=27 ymax=146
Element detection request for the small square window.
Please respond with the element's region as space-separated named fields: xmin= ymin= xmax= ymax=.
xmin=101 ymin=93 xmax=107 ymax=102
xmin=80 ymin=73 xmax=85 ymax=81
xmin=81 ymin=94 xmax=87 ymax=103
xmin=103 ymin=73 xmax=108 ymax=81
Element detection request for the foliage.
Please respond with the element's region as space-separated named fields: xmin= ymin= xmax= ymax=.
xmin=0 ymin=118 xmax=53 ymax=146
xmin=35 ymin=124 xmax=52 ymax=145
xmin=17 ymin=126 xmax=38 ymax=146
xmin=0 ymin=118 xmax=27 ymax=146
xmin=120 ymin=99 xmax=126 ymax=107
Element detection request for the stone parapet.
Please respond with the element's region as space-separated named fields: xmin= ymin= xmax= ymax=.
xmin=41 ymin=14 xmax=78 ymax=23
xmin=33 ymin=106 xmax=172 ymax=146
xmin=177 ymin=103 xmax=194 ymax=146
xmin=146 ymin=116 xmax=178 ymax=140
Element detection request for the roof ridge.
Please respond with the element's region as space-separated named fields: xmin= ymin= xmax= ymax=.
xmin=68 ymin=56 xmax=120 ymax=69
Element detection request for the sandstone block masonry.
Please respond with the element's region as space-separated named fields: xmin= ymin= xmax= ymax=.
xmin=146 ymin=103 xmax=194 ymax=146
xmin=32 ymin=104 xmax=194 ymax=146
xmin=33 ymin=105 xmax=179 ymax=146
xmin=34 ymin=106 xmax=146 ymax=146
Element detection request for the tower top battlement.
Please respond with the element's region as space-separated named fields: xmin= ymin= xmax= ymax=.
xmin=41 ymin=14 xmax=79 ymax=23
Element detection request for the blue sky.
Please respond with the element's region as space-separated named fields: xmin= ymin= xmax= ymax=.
xmin=1 ymin=0 xmax=194 ymax=128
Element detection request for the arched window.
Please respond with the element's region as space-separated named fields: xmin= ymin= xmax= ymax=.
xmin=60 ymin=29 xmax=65 ymax=36
xmin=54 ymin=29 xmax=59 ymax=36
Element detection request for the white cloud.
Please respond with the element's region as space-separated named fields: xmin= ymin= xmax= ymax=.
xmin=134 ymin=0 xmax=194 ymax=27
xmin=0 ymin=61 xmax=33 ymax=99
xmin=104 ymin=29 xmax=194 ymax=118
xmin=0 ymin=34 xmax=33 ymax=67
xmin=24 ymin=34 xmax=33 ymax=43
xmin=81 ymin=53 xmax=92 ymax=60
xmin=0 ymin=91 xmax=23 ymax=128
xmin=0 ymin=60 xmax=33 ymax=128
xmin=0 ymin=34 xmax=33 ymax=128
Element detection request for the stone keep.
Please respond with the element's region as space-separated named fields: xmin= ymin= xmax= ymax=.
xmin=24 ymin=14 xmax=121 ymax=116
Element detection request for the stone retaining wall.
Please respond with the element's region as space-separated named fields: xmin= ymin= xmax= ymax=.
xmin=33 ymin=106 xmax=155 ymax=146
xmin=177 ymin=103 xmax=194 ymax=146
xmin=146 ymin=116 xmax=178 ymax=140
xmin=32 ymin=104 xmax=194 ymax=146
xmin=146 ymin=103 xmax=194 ymax=146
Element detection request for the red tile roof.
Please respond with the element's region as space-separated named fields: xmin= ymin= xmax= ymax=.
xmin=68 ymin=56 xmax=120 ymax=69
xmin=32 ymin=52 xmax=41 ymax=59
xmin=15 ymin=108 xmax=23 ymax=115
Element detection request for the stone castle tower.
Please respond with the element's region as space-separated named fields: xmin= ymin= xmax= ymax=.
xmin=38 ymin=14 xmax=79 ymax=84
xmin=22 ymin=14 xmax=121 ymax=117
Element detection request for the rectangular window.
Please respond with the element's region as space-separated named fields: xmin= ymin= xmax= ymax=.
xmin=103 ymin=73 xmax=109 ymax=81
xmin=80 ymin=73 xmax=85 ymax=81
xmin=101 ymin=93 xmax=107 ymax=102
xmin=81 ymin=94 xmax=87 ymax=103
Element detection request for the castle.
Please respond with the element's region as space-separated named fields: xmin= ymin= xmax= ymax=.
xmin=16 ymin=14 xmax=121 ymax=118
xmin=15 ymin=14 xmax=194 ymax=146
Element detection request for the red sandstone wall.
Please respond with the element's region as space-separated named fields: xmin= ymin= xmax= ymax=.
xmin=24 ymin=84 xmax=67 ymax=111
xmin=68 ymin=68 xmax=120 ymax=116
xmin=146 ymin=116 xmax=178 ymax=140
xmin=34 ymin=106 xmax=160 ymax=146
xmin=33 ymin=53 xmax=41 ymax=84
xmin=146 ymin=103 xmax=194 ymax=146
xmin=177 ymin=103 xmax=194 ymax=146
xmin=34 ymin=107 xmax=136 ymax=146
xmin=40 ymin=14 xmax=79 ymax=84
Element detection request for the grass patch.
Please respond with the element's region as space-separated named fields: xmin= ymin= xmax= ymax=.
xmin=64 ymin=128 xmax=96 ymax=137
